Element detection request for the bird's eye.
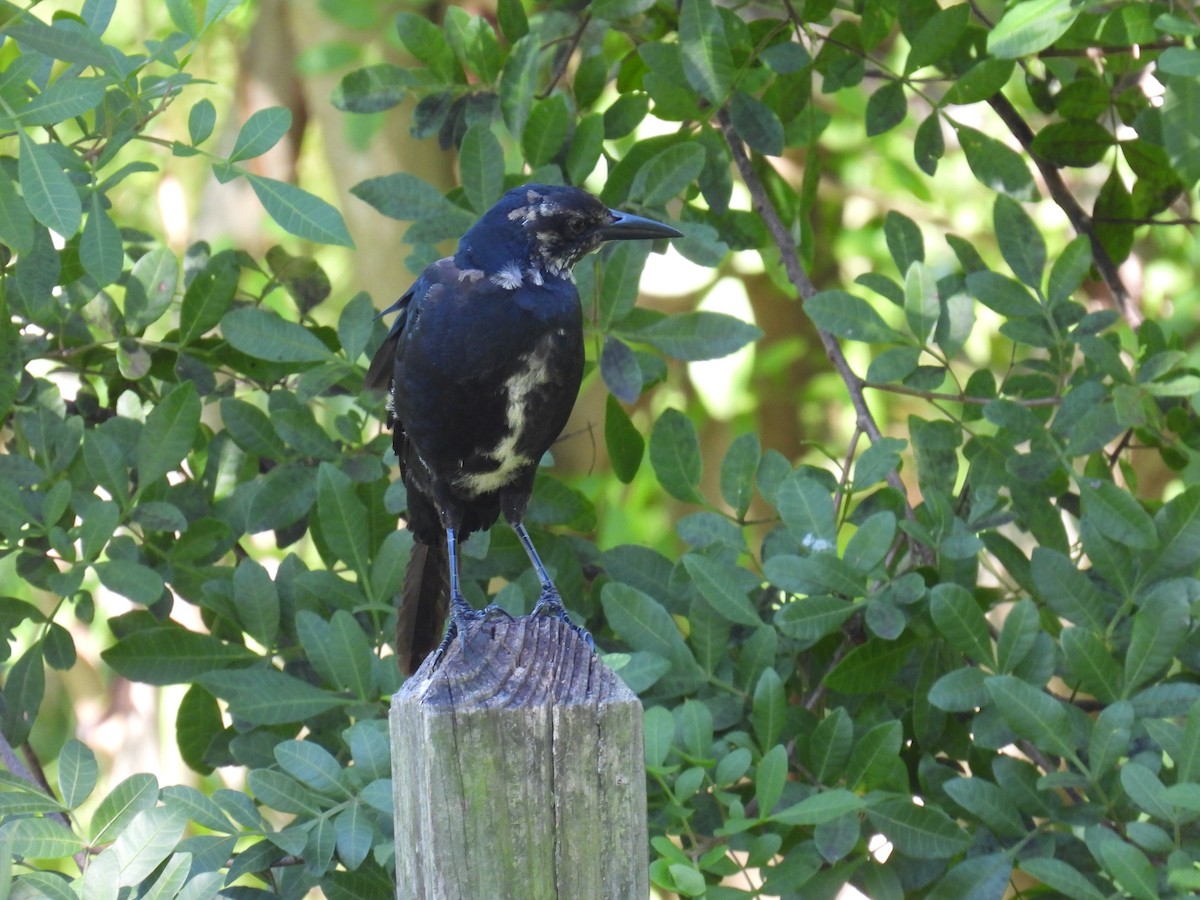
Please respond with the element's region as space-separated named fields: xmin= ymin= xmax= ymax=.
xmin=567 ymin=218 xmax=588 ymax=236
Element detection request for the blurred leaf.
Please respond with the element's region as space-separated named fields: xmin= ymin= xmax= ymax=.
xmin=198 ymin=668 xmax=347 ymax=726
xmin=1031 ymin=120 xmax=1113 ymax=167
xmin=994 ymin=195 xmax=1046 ymax=288
xmin=988 ymin=0 xmax=1084 ymax=58
xmin=630 ymin=143 xmax=706 ymax=206
xmin=80 ymin=195 xmax=123 ymax=287
xmin=522 ymin=94 xmax=570 ymax=168
xmin=102 ymin=626 xmax=256 ymax=684
xmin=866 ymin=81 xmax=906 ymax=136
xmin=179 ymin=253 xmax=238 ymax=344
xmin=332 ymin=64 xmax=410 ymax=114
xmin=111 ymin=807 xmax=186 ymax=887
xmin=57 ymin=739 xmax=98 ymax=810
xmin=600 ymin=336 xmax=642 ymax=403
xmin=395 ymin=11 xmax=462 ymax=83
xmin=906 ymin=3 xmax=969 ymax=72
xmin=126 ymin=246 xmax=179 ymax=333
xmin=776 ymin=472 xmax=836 ymax=546
xmin=188 ymin=99 xmax=216 ymax=144
xmin=866 ymin=798 xmax=971 ymax=859
xmin=719 ymin=432 xmax=759 ymax=519
xmin=94 ymin=559 xmax=164 ymax=606
xmin=958 ymin=125 xmax=1039 ymax=200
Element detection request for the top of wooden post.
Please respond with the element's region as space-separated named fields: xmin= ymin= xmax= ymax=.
xmin=395 ymin=615 xmax=636 ymax=711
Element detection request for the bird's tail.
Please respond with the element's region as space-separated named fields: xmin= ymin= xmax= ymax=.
xmin=396 ymin=538 xmax=450 ymax=675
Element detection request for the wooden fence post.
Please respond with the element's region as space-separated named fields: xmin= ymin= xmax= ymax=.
xmin=390 ymin=616 xmax=647 ymax=900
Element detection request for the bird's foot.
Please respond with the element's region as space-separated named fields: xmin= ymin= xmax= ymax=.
xmin=431 ymin=594 xmax=513 ymax=668
xmin=531 ymin=588 xmax=595 ymax=652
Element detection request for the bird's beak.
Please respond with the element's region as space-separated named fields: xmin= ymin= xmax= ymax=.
xmin=598 ymin=210 xmax=683 ymax=241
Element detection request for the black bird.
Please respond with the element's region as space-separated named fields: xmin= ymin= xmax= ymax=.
xmin=366 ymin=183 xmax=682 ymax=673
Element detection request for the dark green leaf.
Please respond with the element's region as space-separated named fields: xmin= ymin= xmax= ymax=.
xmin=137 ymin=381 xmax=200 ymax=489
xmin=80 ymin=194 xmax=123 ymax=287
xmin=1031 ymin=120 xmax=1113 ymax=167
xmin=332 ymin=64 xmax=410 ymax=114
xmin=394 ymin=11 xmax=462 ymax=83
xmin=984 ymin=675 xmax=1075 ymax=757
xmin=1080 ymin=479 xmax=1156 ymax=549
xmin=522 ymin=94 xmax=570 ymax=168
xmin=102 ymin=626 xmax=256 ymax=684
xmin=198 ymin=668 xmax=347 ymax=726
xmin=459 ymin=123 xmax=505 ymax=214
xmin=866 ymin=798 xmax=972 ymax=859
xmin=649 ymin=409 xmax=702 ymax=503
xmin=930 ymin=584 xmax=994 ymax=667
xmin=944 ymin=59 xmax=1014 ymax=105
xmin=719 ymin=432 xmax=759 ymax=519
xmin=604 ymin=395 xmax=644 ymax=484
xmin=994 ymin=195 xmax=1046 ymax=288
xmin=914 ymin=111 xmax=944 ymax=175
xmin=966 ymin=271 xmax=1043 ymax=318
xmin=958 ymin=125 xmax=1039 ymax=200
xmin=630 ymin=143 xmax=706 ymax=207
xmin=906 ymin=3 xmax=969 ymax=72
xmin=1124 ymin=590 xmax=1189 ymax=694
xmin=805 ymin=291 xmax=901 ymax=343
xmin=730 ymin=91 xmax=783 ymax=155
xmin=682 ymin=555 xmax=760 ymax=626
xmin=316 ymin=462 xmax=371 ymax=580
xmin=866 ymin=81 xmax=906 ymax=136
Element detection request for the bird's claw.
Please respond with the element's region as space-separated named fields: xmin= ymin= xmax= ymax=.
xmin=531 ymin=588 xmax=595 ymax=652
xmin=430 ymin=595 xmax=512 ymax=669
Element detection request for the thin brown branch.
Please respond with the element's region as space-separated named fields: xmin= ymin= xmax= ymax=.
xmin=537 ymin=14 xmax=590 ymax=101
xmin=986 ymin=93 xmax=1139 ymax=327
xmin=717 ymin=110 xmax=916 ymax=517
xmin=863 ymin=382 xmax=1061 ymax=407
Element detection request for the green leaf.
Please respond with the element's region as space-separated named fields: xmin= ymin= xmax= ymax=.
xmin=866 ymin=798 xmax=972 ymax=859
xmin=1090 ymin=830 xmax=1160 ymax=900
xmin=459 ymin=124 xmax=505 ymax=214
xmin=824 ymin=638 xmax=911 ymax=693
xmin=628 ymin=311 xmax=760 ymax=361
xmin=984 ymin=674 xmax=1075 ymax=757
xmin=58 ymin=739 xmax=98 ymax=810
xmin=110 ymin=806 xmax=186 ymax=887
xmin=1031 ymin=120 xmax=1113 ymax=167
xmin=844 ymin=720 xmax=903 ymax=791
xmin=1124 ymin=590 xmax=1189 ymax=695
xmin=601 ymin=583 xmax=701 ymax=681
xmin=679 ymin=0 xmax=733 ymax=104
xmin=805 ymin=291 xmax=901 ymax=342
xmin=230 ymin=107 xmax=292 ymax=162
xmin=248 ymin=770 xmax=324 ymax=816
xmin=20 ymin=77 xmax=105 ymax=125
xmin=1018 ymin=858 xmax=1107 ymax=900
xmin=994 ymin=195 xmax=1046 ymax=288
xmin=603 ymin=92 xmax=649 ymax=140
xmin=1061 ymin=627 xmax=1121 ymax=702
xmin=2 ymin=817 xmax=82 ymax=860
xmin=988 ymin=0 xmax=1086 ymax=59
xmin=335 ymin=802 xmax=373 ymax=870
xmin=179 ymin=254 xmax=238 ymax=345
xmin=567 ymin=113 xmax=605 ymax=184
xmin=649 ymin=409 xmax=703 ymax=503
xmin=996 ymin=598 xmax=1038 ymax=673
xmin=1080 ymin=479 xmax=1156 ymax=550
xmin=394 ymin=11 xmax=462 ymax=83
xmin=630 ymin=143 xmax=706 ymax=207
xmin=18 ymin=131 xmax=81 ymax=237
xmin=643 ymin=706 xmax=675 ymax=768
xmin=276 ymin=740 xmax=347 ymax=798
xmin=1030 ymin=548 xmax=1109 ymax=633
xmin=125 ymin=245 xmax=179 ymax=333
xmin=1094 ymin=168 xmax=1134 ymax=264
xmin=930 ymin=584 xmax=995 ymax=668
xmin=221 ymin=307 xmax=333 ymax=362
xmin=774 ymin=595 xmax=857 ymax=642
xmin=843 ymin=512 xmax=896 ymax=574
xmin=904 ymin=261 xmax=938 ymax=343
xmin=522 ymin=94 xmax=570 ymax=168
xmin=756 ymin=744 xmax=788 ymax=814
xmin=601 ymin=336 xmax=642 ymax=403
xmin=682 ymin=555 xmax=760 ymax=626
xmin=137 ymin=381 xmax=200 ymax=490
xmin=720 ymin=432 xmax=759 ymax=519
xmin=198 ymin=668 xmax=347 ymax=726
xmin=958 ymin=125 xmax=1039 ymax=200
xmin=914 ymin=112 xmax=944 ymax=175
xmin=595 ymin=240 xmax=651 ymax=326
xmin=885 ymin=210 xmax=924 ymax=274
xmin=91 ymin=774 xmax=159 ymax=844
xmin=233 ymin=557 xmax=279 ymax=648
xmin=808 ymin=707 xmax=852 ymax=783
xmin=327 ymin=609 xmax=374 ymax=700
xmin=776 ymin=471 xmax=836 ymax=546
xmin=188 ymin=99 xmax=217 ymax=144
xmin=316 ymin=463 xmax=371 ymax=581
xmin=500 ymin=31 xmax=540 ymax=139
xmin=1047 ymin=235 xmax=1092 ymax=303
xmin=965 ymin=271 xmax=1043 ymax=318
xmin=332 ymin=63 xmax=411 ymax=114
xmin=0 ymin=166 xmax=34 ymax=255
xmin=729 ymin=91 xmax=783 ymax=155
xmin=497 ymin=0 xmax=528 ymax=41
xmin=906 ymin=2 xmax=970 ymax=71
xmin=943 ymin=777 xmax=1025 ymax=836
xmin=752 ymin=668 xmax=785 ymax=749
xmin=605 ymin=395 xmax=644 ymax=484
xmin=944 ymin=59 xmax=1015 ymax=105
xmin=772 ymin=789 xmax=864 ymax=826
xmin=866 ymin=80 xmax=906 ymax=136
xmin=94 ymin=559 xmax=164 ymax=606
xmin=101 ymin=626 xmax=256 ymax=684
xmin=245 ymin=174 xmax=353 ymax=247
xmin=80 ymin=195 xmax=124 ymax=287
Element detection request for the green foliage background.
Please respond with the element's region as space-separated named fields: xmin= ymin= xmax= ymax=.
xmin=2 ymin=0 xmax=1200 ymax=896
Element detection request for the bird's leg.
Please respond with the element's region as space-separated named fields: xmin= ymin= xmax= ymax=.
xmin=512 ymin=522 xmax=594 ymax=650
xmin=431 ymin=526 xmax=511 ymax=668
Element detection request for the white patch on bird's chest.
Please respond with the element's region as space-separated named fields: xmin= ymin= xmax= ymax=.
xmin=454 ymin=335 xmax=559 ymax=495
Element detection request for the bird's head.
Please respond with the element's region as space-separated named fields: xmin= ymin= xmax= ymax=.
xmin=456 ymin=184 xmax=682 ymax=282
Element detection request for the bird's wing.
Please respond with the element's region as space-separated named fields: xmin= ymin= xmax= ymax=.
xmin=363 ymin=285 xmax=414 ymax=392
